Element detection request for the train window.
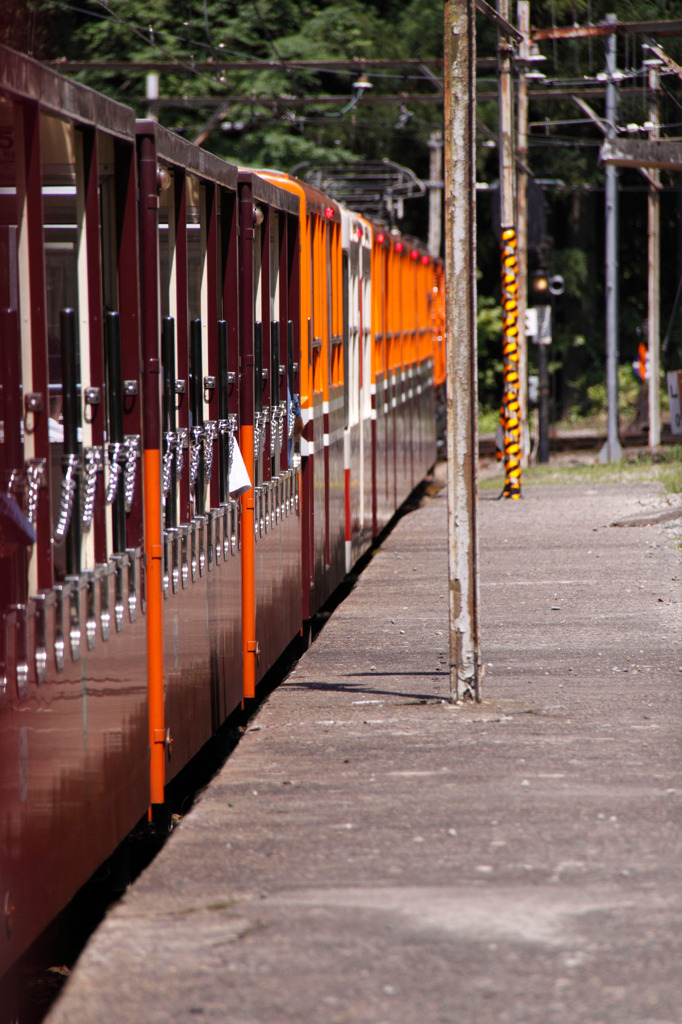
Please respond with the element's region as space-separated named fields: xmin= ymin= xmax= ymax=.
xmin=158 ymin=163 xmax=172 ymax=321
xmin=341 ymin=249 xmax=349 ymax=428
xmin=0 ymin=96 xmax=27 ymax=674
xmin=361 ymin=251 xmax=372 ymax=423
xmin=328 ymin=225 xmax=343 ymax=389
xmin=253 ymin=320 xmax=263 ymax=488
xmin=186 ymin=175 xmax=210 ymax=515
xmin=41 ymin=113 xmax=82 ymax=579
xmin=97 ymin=132 xmax=131 ymax=559
xmin=157 ymin=166 xmax=179 ymax=527
xmin=0 ymin=95 xmax=19 ymax=453
xmin=269 ymin=213 xmax=280 ymax=331
xmin=189 ymin=317 xmax=204 ymax=514
xmin=158 ymin=165 xmax=187 ymax=529
xmin=98 ymin=133 xmax=118 ymax=315
xmin=186 ymin=174 xmax=203 ymax=323
xmin=253 ymin=207 xmax=263 ymax=332
xmin=311 ymin=219 xmax=323 ymax=393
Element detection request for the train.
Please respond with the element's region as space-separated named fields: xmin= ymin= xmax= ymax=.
xmin=0 ymin=45 xmax=445 ymax=979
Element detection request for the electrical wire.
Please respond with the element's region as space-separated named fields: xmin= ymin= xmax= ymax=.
xmin=50 ymin=0 xmax=265 ymax=68
xmin=92 ymin=0 xmax=210 ymax=74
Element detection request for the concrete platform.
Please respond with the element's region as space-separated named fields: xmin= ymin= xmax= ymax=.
xmin=46 ymin=465 xmax=682 ymax=1024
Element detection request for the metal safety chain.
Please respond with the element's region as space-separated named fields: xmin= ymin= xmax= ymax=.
xmin=123 ymin=435 xmax=140 ymax=513
xmin=175 ymin=428 xmax=188 ymax=481
xmin=190 ymin=426 xmax=203 ymax=487
xmin=162 ymin=431 xmax=176 ymax=504
xmin=81 ymin=447 xmax=102 ymax=530
xmin=228 ymin=411 xmax=236 ymax=475
xmin=203 ymin=420 xmax=217 ymax=482
xmin=270 ymin=406 xmax=277 ymax=457
xmin=26 ymin=459 xmax=46 ymax=526
xmin=218 ymin=415 xmax=238 ymax=477
xmin=261 ymin=409 xmax=269 ymax=459
xmin=217 ymin=419 xmax=229 ymax=483
xmin=253 ymin=411 xmax=262 ymax=463
xmin=106 ymin=442 xmax=124 ymax=504
xmin=277 ymin=405 xmax=284 ymax=452
xmin=54 ymin=453 xmax=80 ymax=542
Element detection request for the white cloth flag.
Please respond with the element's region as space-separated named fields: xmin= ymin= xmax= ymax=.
xmin=228 ymin=442 xmax=252 ymax=497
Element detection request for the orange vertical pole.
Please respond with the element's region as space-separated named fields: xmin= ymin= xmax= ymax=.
xmin=241 ymin=423 xmax=256 ymax=699
xmin=144 ymin=452 xmax=165 ymax=804
xmin=138 ymin=126 xmax=166 ymax=807
xmin=239 ymin=179 xmax=257 ymax=699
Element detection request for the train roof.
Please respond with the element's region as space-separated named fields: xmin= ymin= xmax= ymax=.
xmin=248 ymin=168 xmax=342 ymax=223
xmin=137 ymin=120 xmax=239 ymax=190
xmin=237 ymin=169 xmax=300 ymax=216
xmin=0 ymin=44 xmax=135 ymax=142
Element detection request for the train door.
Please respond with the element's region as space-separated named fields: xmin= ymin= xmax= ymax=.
xmin=144 ymin=133 xmax=243 ymax=783
xmin=327 ymin=212 xmax=345 ymax=590
xmin=370 ymin=231 xmax=389 ymax=535
xmin=238 ymin=175 xmax=302 ymax=692
xmin=341 ymin=208 xmax=362 ymax=573
xmin=359 ymin=222 xmax=373 ymax=555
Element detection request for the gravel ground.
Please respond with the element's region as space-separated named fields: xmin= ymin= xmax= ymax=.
xmin=45 ymin=462 xmax=682 ymax=1024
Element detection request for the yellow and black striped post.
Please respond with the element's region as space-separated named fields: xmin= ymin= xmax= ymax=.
xmin=500 ymin=227 xmax=522 ymax=499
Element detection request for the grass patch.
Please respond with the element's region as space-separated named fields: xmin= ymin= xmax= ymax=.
xmin=480 ymin=447 xmax=682 ymax=493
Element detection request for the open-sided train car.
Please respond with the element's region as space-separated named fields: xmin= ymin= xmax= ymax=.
xmin=0 ymin=49 xmax=150 ymax=977
xmin=0 ymin=46 xmax=444 ymax=980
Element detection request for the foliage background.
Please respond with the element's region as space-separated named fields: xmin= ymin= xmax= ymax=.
xmin=3 ymin=0 xmax=682 ymax=422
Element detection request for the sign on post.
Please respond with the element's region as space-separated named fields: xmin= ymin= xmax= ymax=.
xmin=668 ymin=370 xmax=682 ymax=435
xmin=536 ymin=304 xmax=552 ymax=346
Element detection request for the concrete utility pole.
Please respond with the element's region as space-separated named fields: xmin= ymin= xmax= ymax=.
xmin=444 ymin=0 xmax=480 ymax=702
xmin=648 ymin=66 xmax=661 ymax=449
xmin=600 ymin=13 xmax=623 ymax=463
xmin=516 ymin=1 xmax=530 ymax=465
xmin=428 ymin=130 xmax=443 ymax=258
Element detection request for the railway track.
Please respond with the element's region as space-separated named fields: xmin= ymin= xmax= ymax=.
xmin=478 ymin=426 xmax=679 ymax=457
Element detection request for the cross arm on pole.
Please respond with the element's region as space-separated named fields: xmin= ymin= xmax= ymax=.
xmin=475 ymin=0 xmax=523 ymax=43
xmin=572 ymin=96 xmax=662 ymax=190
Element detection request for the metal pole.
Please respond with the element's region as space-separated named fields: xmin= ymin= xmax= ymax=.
xmin=444 ymin=0 xmax=480 ymax=702
xmin=648 ymin=66 xmax=661 ymax=449
xmin=428 ymin=130 xmax=443 ymax=258
xmin=516 ymin=2 xmax=530 ymax=467
xmin=538 ymin=335 xmax=550 ymax=463
xmin=498 ymin=0 xmax=514 ymax=229
xmin=498 ymin=0 xmax=522 ymax=498
xmin=600 ymin=13 xmax=623 ymax=462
